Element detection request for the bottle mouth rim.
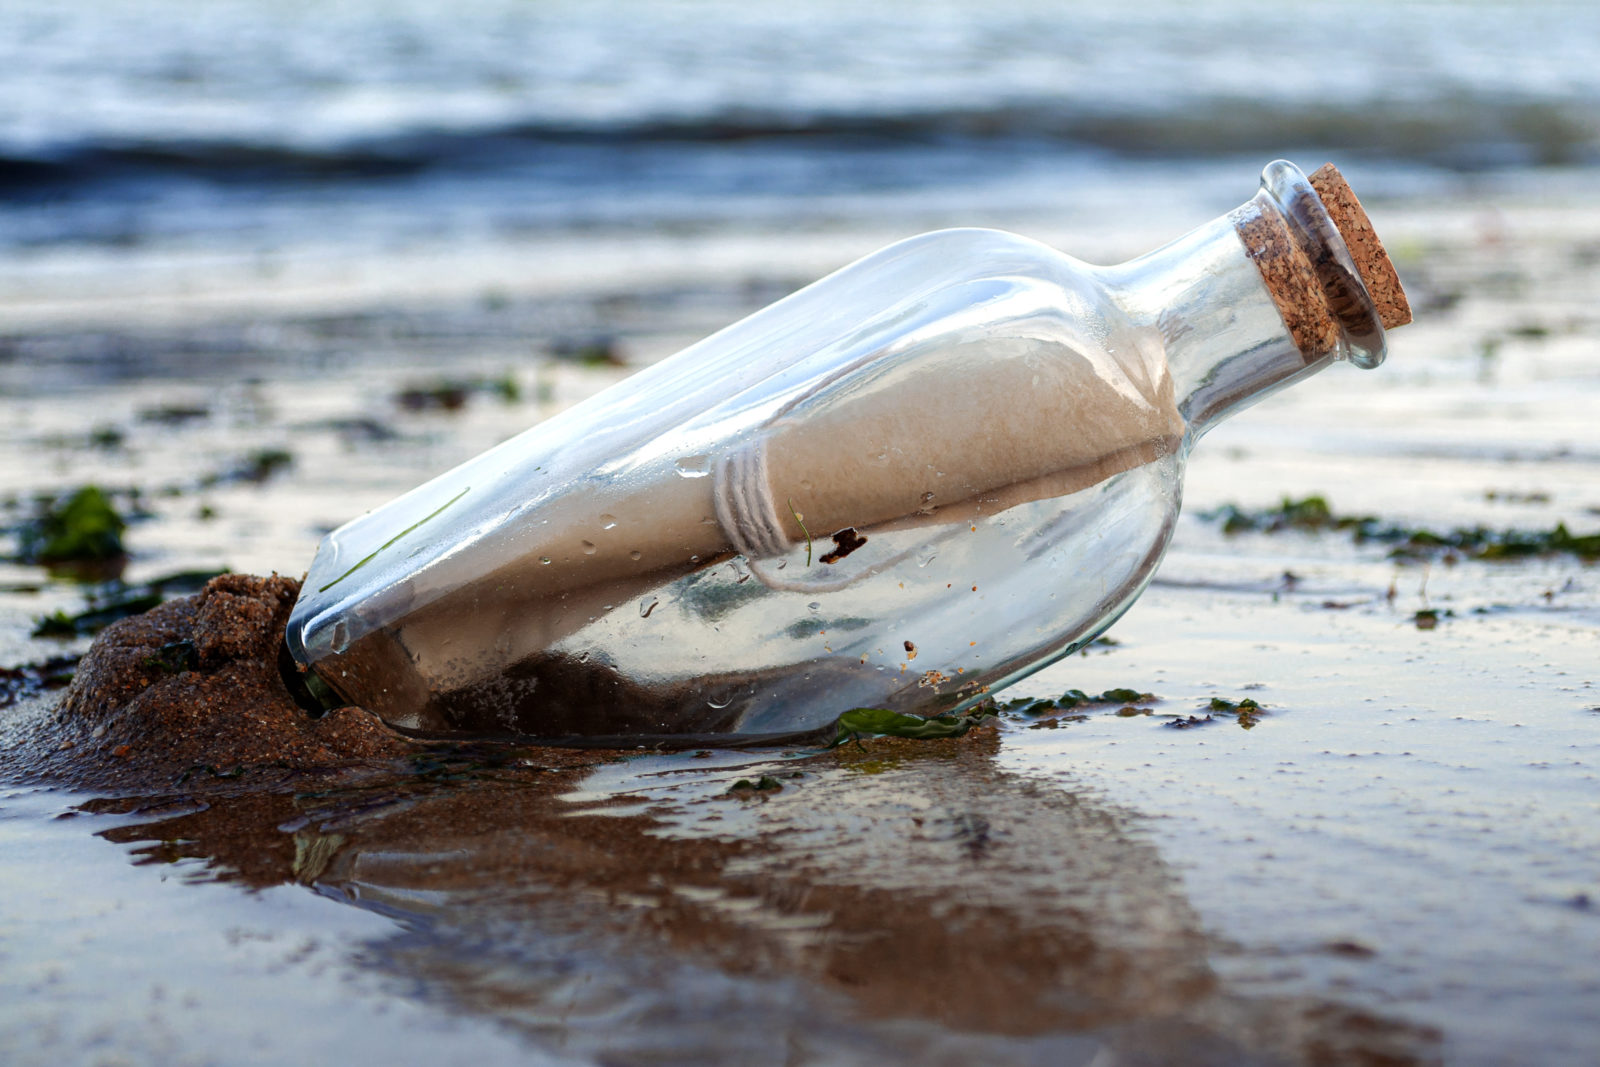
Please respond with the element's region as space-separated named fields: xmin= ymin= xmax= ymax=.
xmin=1259 ymin=160 xmax=1386 ymax=370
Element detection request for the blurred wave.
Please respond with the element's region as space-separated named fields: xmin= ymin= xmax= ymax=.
xmin=2 ymin=0 xmax=1598 ymax=250
xmin=4 ymin=92 xmax=1595 ymax=194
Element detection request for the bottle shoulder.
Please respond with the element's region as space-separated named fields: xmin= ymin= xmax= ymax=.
xmin=864 ymin=226 xmax=1094 ymax=278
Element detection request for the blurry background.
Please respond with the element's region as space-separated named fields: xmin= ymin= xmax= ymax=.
xmin=2 ymin=0 xmax=1598 ymax=340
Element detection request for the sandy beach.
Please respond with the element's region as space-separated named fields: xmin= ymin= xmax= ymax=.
xmin=4 ymin=1 xmax=1600 ymax=1062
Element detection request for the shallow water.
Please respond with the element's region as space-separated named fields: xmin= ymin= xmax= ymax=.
xmin=4 ymin=138 xmax=1600 ymax=1065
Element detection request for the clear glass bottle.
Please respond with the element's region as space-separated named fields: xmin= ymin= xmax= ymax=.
xmin=285 ymin=160 xmax=1410 ymax=743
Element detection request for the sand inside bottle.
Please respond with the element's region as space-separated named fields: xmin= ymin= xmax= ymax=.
xmin=317 ymin=330 xmax=1185 ymax=736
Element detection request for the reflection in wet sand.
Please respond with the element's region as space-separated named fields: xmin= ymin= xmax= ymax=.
xmin=95 ymin=735 xmax=1436 ymax=1066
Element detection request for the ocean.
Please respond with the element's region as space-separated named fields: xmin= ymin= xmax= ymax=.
xmin=3 ymin=0 xmax=1598 ymax=260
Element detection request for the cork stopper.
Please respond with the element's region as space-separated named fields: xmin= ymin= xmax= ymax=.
xmin=1307 ymin=163 xmax=1412 ymax=330
xmin=1232 ymin=199 xmax=1341 ymax=358
xmin=1234 ymin=161 xmax=1412 ymax=362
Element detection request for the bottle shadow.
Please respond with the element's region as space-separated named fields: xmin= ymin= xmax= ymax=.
xmin=91 ymin=733 xmax=1437 ymax=1065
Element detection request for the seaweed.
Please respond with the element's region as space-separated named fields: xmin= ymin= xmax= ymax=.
xmin=192 ymin=448 xmax=297 ymax=489
xmin=829 ymin=705 xmax=997 ymax=748
xmin=87 ymin=425 xmax=126 ymax=450
xmin=15 ymin=486 xmax=127 ymax=565
xmin=321 ymin=417 xmax=401 ymax=444
xmin=1154 ymin=697 xmax=1265 ymax=730
xmin=397 ymin=382 xmax=469 ymax=412
xmin=31 ymin=569 xmax=229 ymax=638
xmin=233 ymin=448 xmax=295 ymax=484
xmin=1204 ymin=495 xmax=1600 ymax=562
xmin=1205 ymin=494 xmax=1342 ymax=535
xmin=1207 ymin=696 xmax=1264 ymax=729
xmin=1003 ymin=687 xmax=1157 ymax=716
xmin=488 ymin=373 xmax=520 ymax=403
xmin=1027 ymin=715 xmax=1089 ymax=729
xmin=34 ymin=592 xmax=161 ymax=637
xmin=550 ymin=338 xmax=626 ymax=367
xmin=396 ymin=374 xmax=522 ymax=413
xmin=726 ymin=775 xmax=785 ymax=798
xmin=138 ymin=403 xmax=210 ymax=426
xmin=724 ymin=771 xmax=805 ymax=800
xmin=1413 ymin=608 xmax=1456 ymax=630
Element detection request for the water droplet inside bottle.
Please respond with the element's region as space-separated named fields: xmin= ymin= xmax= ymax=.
xmin=707 ymin=693 xmax=732 ymax=709
xmin=581 ymin=540 xmax=597 ymax=555
xmin=629 ymin=549 xmax=643 ymax=561
xmin=599 ymin=513 xmax=618 ymax=530
xmin=540 ymin=556 xmax=552 ymax=565
xmin=674 ymin=454 xmax=710 ymax=478
xmin=330 ymin=620 xmax=350 ymax=654
xmin=808 ymin=601 xmax=821 ymax=612
xmin=918 ymin=554 xmax=936 ymax=567
xmin=640 ymin=597 xmax=659 ymax=619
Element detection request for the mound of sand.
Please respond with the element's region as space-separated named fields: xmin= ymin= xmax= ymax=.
xmin=30 ymin=574 xmax=413 ymax=791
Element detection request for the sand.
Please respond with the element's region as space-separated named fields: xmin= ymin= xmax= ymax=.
xmin=18 ymin=574 xmax=408 ymax=791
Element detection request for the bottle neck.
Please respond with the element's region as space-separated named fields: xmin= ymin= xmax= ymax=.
xmin=1101 ymin=161 xmax=1390 ymax=446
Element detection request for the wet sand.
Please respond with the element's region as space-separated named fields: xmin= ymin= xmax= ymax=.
xmin=5 ymin=590 xmax=1441 ymax=1063
xmin=3 ymin=186 xmax=1599 ymax=1064
xmin=0 ymin=573 xmax=1439 ymax=1063
xmin=19 ymin=574 xmax=411 ymax=791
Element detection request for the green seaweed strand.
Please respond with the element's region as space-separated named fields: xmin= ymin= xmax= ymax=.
xmin=787 ymin=497 xmax=812 ymax=567
xmin=318 ymin=487 xmax=470 ymax=593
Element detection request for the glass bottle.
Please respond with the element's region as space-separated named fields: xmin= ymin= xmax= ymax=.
xmin=284 ymin=160 xmax=1410 ymax=743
